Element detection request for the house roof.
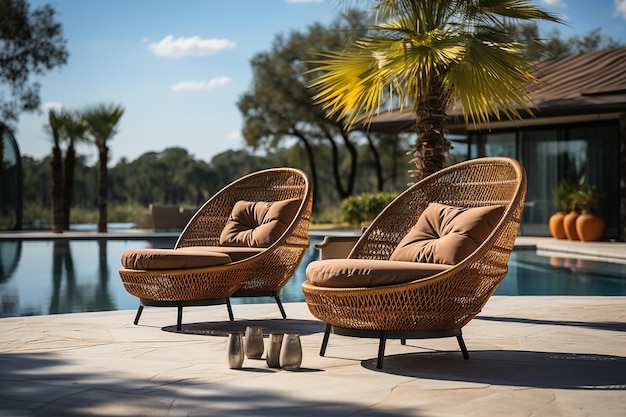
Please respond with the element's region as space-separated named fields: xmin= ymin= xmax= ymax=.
xmin=360 ymin=47 xmax=626 ymax=133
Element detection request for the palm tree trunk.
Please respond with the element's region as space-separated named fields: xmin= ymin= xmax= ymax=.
xmin=97 ymin=142 xmax=108 ymax=233
xmin=62 ymin=144 xmax=75 ymax=230
xmin=409 ymin=78 xmax=451 ymax=181
xmin=52 ymin=143 xmax=64 ymax=233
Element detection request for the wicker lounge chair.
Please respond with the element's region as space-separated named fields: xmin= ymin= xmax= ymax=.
xmin=119 ymin=168 xmax=312 ymax=330
xmin=302 ymin=157 xmax=526 ymax=368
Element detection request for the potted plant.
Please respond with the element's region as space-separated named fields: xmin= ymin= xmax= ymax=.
xmin=574 ymin=185 xmax=605 ymax=242
xmin=548 ymin=180 xmax=569 ymax=239
xmin=549 ymin=180 xmax=574 ymax=239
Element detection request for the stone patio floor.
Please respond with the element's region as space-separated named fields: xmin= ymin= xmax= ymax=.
xmin=1 ymin=233 xmax=625 ymax=416
xmin=1 ymin=296 xmax=625 ymax=417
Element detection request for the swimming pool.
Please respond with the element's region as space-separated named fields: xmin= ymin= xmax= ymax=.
xmin=1 ymin=237 xmax=625 ymax=318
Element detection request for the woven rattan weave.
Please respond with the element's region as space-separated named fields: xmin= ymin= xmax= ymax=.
xmin=119 ymin=168 xmax=312 ymax=330
xmin=302 ymin=157 xmax=527 ymax=368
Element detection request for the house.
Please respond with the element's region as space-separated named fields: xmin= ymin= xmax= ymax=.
xmin=361 ymin=47 xmax=626 ymax=241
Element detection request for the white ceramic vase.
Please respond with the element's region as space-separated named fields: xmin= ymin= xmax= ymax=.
xmin=227 ymin=333 xmax=244 ymax=369
xmin=244 ymin=326 xmax=264 ymax=359
xmin=266 ymin=333 xmax=284 ymax=368
xmin=279 ymin=333 xmax=302 ymax=371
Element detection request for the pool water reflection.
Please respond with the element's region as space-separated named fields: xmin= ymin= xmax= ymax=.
xmin=1 ymin=237 xmax=625 ymax=318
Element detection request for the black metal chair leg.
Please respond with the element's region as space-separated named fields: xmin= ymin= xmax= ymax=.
xmin=400 ymin=338 xmax=406 ymax=345
xmin=176 ymin=306 xmax=183 ymax=331
xmin=457 ymin=334 xmax=470 ymax=359
xmin=226 ymin=299 xmax=234 ymax=321
xmin=320 ymin=323 xmax=331 ymax=356
xmin=274 ymin=294 xmax=287 ymax=319
xmin=377 ymin=332 xmax=387 ymax=369
xmin=133 ymin=304 xmax=144 ymax=325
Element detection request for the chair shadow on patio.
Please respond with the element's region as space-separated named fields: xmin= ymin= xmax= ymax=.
xmin=361 ymin=349 xmax=626 ymax=390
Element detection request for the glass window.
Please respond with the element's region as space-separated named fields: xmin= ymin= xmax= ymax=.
xmin=519 ymin=129 xmax=560 ymax=235
xmin=467 ymin=121 xmax=619 ymax=238
xmin=447 ymin=134 xmax=469 ymax=164
xmin=469 ymin=132 xmax=516 ymax=158
xmin=567 ymin=124 xmax=620 ymax=237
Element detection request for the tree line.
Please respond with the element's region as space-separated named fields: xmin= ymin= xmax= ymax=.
xmin=22 ymin=138 xmax=412 ymax=228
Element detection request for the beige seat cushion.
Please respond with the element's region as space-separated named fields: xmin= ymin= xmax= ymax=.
xmin=306 ymin=259 xmax=451 ymax=288
xmin=390 ymin=203 xmax=505 ymax=265
xmin=201 ymin=246 xmax=265 ymax=262
xmin=219 ymin=198 xmax=301 ymax=248
xmin=121 ymin=247 xmax=232 ymax=270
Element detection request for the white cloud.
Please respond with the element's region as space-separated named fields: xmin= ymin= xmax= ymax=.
xmin=615 ymin=0 xmax=626 ymax=18
xmin=170 ymin=77 xmax=231 ymax=92
xmin=227 ymin=130 xmax=242 ymax=140
xmin=148 ymin=35 xmax=236 ymax=59
xmin=41 ymin=101 xmax=63 ymax=112
xmin=542 ymin=0 xmax=566 ymax=7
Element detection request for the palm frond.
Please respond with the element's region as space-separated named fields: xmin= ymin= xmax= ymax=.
xmin=447 ymin=35 xmax=537 ymax=125
xmin=473 ymin=0 xmax=562 ymax=23
xmin=308 ymin=0 xmax=563 ymax=130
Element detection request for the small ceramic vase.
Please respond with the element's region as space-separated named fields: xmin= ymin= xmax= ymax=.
xmin=279 ymin=333 xmax=302 ymax=371
xmin=244 ymin=326 xmax=264 ymax=359
xmin=227 ymin=333 xmax=244 ymax=369
xmin=266 ymin=333 xmax=284 ymax=368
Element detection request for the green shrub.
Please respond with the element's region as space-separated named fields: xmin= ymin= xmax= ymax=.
xmin=340 ymin=192 xmax=397 ymax=225
xmin=22 ymin=203 xmax=51 ymax=229
xmin=107 ymin=203 xmax=148 ymax=223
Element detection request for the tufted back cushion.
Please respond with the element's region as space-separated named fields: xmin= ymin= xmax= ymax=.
xmin=219 ymin=198 xmax=301 ymax=248
xmin=389 ymin=203 xmax=505 ymax=265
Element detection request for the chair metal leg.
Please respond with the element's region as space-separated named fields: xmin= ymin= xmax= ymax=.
xmin=377 ymin=332 xmax=387 ymax=369
xmin=226 ymin=299 xmax=234 ymax=321
xmin=457 ymin=334 xmax=470 ymax=359
xmin=317 ymin=326 xmax=466 ymax=368
xmin=176 ymin=306 xmax=183 ymax=331
xmin=133 ymin=304 xmax=144 ymax=325
xmin=274 ymin=294 xmax=287 ymax=319
xmin=320 ymin=323 xmax=331 ymax=357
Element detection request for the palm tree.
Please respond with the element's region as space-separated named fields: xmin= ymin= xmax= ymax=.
xmin=47 ymin=109 xmax=65 ymax=233
xmin=59 ymin=111 xmax=87 ymax=230
xmin=82 ymin=103 xmax=124 ymax=233
xmin=309 ymin=0 xmax=561 ymax=181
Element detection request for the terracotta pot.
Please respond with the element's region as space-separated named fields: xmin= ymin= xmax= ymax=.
xmin=548 ymin=212 xmax=567 ymax=239
xmin=563 ymin=211 xmax=580 ymax=240
xmin=576 ymin=212 xmax=606 ymax=242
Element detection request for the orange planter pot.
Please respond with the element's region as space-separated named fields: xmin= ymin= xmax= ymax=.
xmin=548 ymin=212 xmax=567 ymax=239
xmin=563 ymin=211 xmax=580 ymax=240
xmin=576 ymin=213 xmax=606 ymax=242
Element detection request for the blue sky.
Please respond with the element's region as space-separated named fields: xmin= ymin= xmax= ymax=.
xmin=14 ymin=0 xmax=626 ymax=165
